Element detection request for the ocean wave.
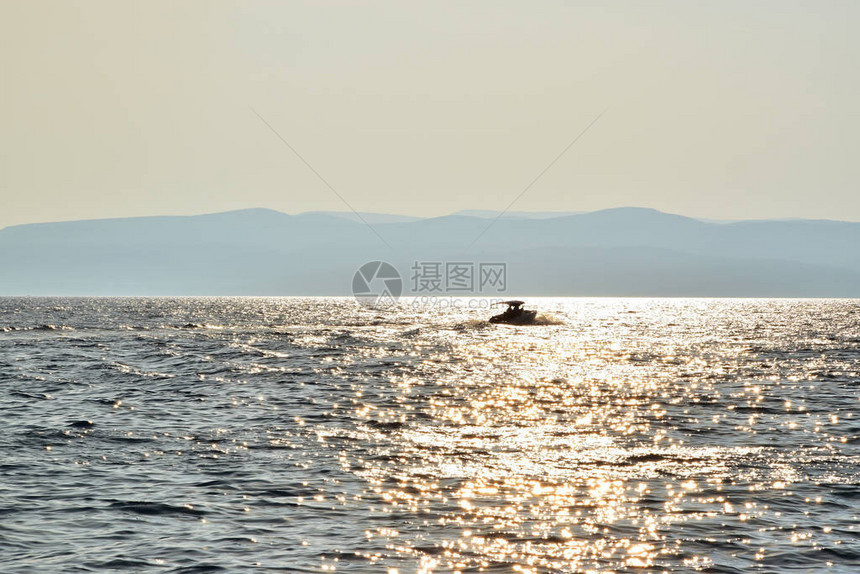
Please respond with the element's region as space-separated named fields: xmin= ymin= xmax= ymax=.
xmin=2 ymin=297 xmax=859 ymax=573
xmin=0 ymin=324 xmax=75 ymax=332
xmin=108 ymin=500 xmax=208 ymax=517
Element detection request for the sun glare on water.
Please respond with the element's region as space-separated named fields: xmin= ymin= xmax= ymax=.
xmin=3 ymin=297 xmax=858 ymax=572
xmin=304 ymin=298 xmax=859 ymax=572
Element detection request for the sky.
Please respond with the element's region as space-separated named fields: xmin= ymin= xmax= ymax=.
xmin=1 ymin=0 xmax=858 ymax=228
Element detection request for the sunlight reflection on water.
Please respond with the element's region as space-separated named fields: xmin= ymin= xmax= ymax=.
xmin=1 ymin=297 xmax=859 ymax=572
xmin=337 ymin=298 xmax=860 ymax=572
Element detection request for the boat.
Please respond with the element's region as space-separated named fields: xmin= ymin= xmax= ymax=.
xmin=489 ymin=300 xmax=538 ymax=325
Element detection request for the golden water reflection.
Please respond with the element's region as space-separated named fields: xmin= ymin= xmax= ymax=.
xmin=335 ymin=299 xmax=859 ymax=571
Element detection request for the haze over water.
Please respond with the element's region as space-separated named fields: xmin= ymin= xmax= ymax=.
xmin=2 ymin=297 xmax=860 ymax=572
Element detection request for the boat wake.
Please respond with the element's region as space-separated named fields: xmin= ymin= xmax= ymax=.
xmin=532 ymin=313 xmax=564 ymax=325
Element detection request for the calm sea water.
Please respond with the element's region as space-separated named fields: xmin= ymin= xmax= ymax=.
xmin=1 ymin=297 xmax=860 ymax=573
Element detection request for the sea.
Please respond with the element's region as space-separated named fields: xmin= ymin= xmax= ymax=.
xmin=1 ymin=297 xmax=859 ymax=573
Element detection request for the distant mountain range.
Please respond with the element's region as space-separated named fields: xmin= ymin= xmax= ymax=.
xmin=1 ymin=207 xmax=859 ymax=296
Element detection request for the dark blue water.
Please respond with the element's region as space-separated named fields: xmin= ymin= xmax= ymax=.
xmin=1 ymin=297 xmax=860 ymax=572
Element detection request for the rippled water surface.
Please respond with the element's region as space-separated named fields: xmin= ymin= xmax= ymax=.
xmin=2 ymin=297 xmax=860 ymax=573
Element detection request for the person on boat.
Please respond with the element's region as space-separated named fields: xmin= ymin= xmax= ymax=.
xmin=490 ymin=300 xmax=527 ymax=323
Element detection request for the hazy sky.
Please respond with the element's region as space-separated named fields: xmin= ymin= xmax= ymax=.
xmin=1 ymin=0 xmax=858 ymax=228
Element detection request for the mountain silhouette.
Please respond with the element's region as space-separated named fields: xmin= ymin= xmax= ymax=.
xmin=1 ymin=207 xmax=858 ymax=296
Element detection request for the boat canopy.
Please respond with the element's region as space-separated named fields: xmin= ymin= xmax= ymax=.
xmin=494 ymin=300 xmax=525 ymax=307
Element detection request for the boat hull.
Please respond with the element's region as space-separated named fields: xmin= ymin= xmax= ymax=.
xmin=489 ymin=310 xmax=538 ymax=325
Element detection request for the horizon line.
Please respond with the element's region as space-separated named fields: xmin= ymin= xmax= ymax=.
xmin=3 ymin=205 xmax=860 ymax=231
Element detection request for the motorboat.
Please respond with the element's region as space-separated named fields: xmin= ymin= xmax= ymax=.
xmin=489 ymin=300 xmax=538 ymax=325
